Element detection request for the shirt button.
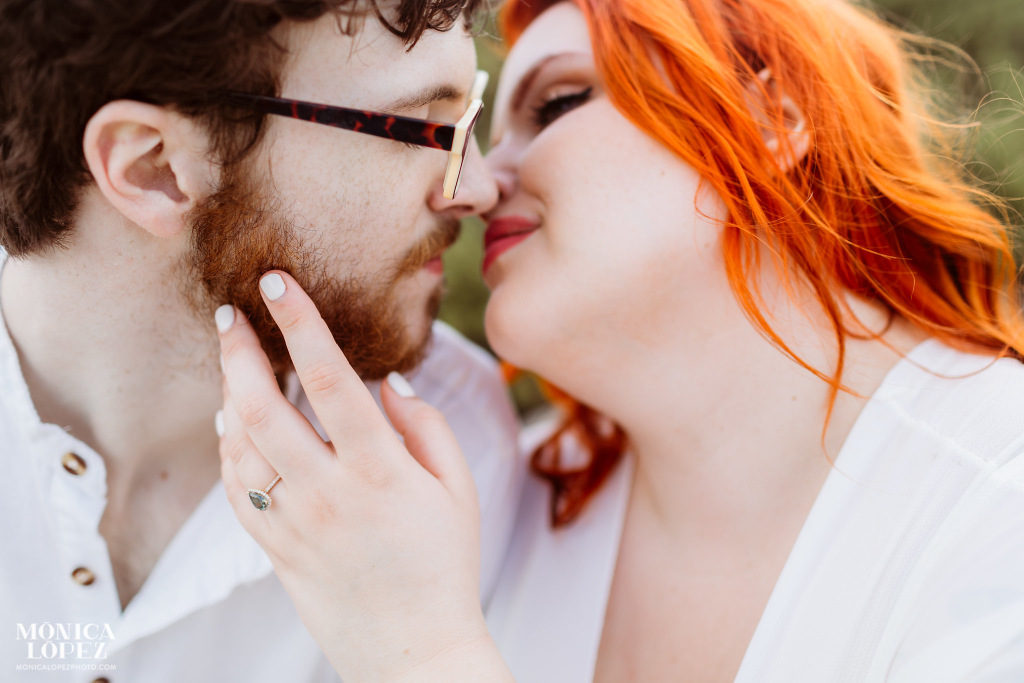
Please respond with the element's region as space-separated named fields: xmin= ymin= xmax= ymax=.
xmin=61 ymin=451 xmax=87 ymax=476
xmin=70 ymin=566 xmax=96 ymax=586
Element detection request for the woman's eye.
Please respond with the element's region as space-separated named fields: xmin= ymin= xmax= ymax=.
xmin=532 ymin=87 xmax=593 ymax=129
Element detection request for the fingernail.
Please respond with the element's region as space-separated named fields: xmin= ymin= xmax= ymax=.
xmin=386 ymin=372 xmax=416 ymax=398
xmin=259 ymin=273 xmax=286 ymax=301
xmin=219 ymin=354 xmax=225 ymax=373
xmin=215 ymin=410 xmax=224 ymax=438
xmin=215 ymin=305 xmax=235 ymax=333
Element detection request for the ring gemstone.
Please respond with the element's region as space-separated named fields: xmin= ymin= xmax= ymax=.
xmin=248 ymin=489 xmax=272 ymax=511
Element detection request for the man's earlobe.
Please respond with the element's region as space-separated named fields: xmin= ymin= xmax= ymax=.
xmin=83 ymin=100 xmax=216 ymax=238
xmin=745 ymin=68 xmax=811 ymax=171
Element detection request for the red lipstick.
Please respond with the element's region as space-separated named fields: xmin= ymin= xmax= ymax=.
xmin=482 ymin=216 xmax=539 ymax=275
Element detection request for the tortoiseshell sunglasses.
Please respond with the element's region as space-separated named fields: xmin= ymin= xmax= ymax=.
xmin=222 ymin=71 xmax=489 ymax=200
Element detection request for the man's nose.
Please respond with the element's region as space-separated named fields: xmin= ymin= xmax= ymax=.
xmin=428 ymin=138 xmax=499 ymax=218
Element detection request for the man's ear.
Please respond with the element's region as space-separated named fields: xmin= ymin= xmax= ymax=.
xmin=744 ymin=68 xmax=811 ymax=172
xmin=82 ymin=100 xmax=218 ymax=238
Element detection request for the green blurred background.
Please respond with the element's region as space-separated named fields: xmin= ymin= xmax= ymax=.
xmin=438 ymin=0 xmax=1024 ymax=413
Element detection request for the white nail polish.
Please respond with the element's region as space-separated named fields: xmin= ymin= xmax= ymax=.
xmin=215 ymin=305 xmax=234 ymax=333
xmin=386 ymin=371 xmax=416 ymax=398
xmin=259 ymin=273 xmax=286 ymax=301
xmin=215 ymin=410 xmax=224 ymax=438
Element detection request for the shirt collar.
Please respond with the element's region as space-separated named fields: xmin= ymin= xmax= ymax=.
xmin=0 ymin=249 xmax=55 ymax=445
xmin=110 ymin=478 xmax=275 ymax=652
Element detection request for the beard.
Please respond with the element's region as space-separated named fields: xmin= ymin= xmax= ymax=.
xmin=182 ymin=161 xmax=458 ymax=380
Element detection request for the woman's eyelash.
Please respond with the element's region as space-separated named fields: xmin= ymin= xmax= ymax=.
xmin=532 ymin=87 xmax=593 ymax=128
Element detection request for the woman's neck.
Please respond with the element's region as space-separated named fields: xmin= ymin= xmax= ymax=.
xmin=587 ymin=291 xmax=930 ymax=547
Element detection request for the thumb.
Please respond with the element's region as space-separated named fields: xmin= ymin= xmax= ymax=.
xmin=381 ymin=372 xmax=477 ymax=502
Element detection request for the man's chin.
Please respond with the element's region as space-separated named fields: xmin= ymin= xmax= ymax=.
xmin=364 ymin=284 xmax=442 ymax=380
xmin=266 ymin=284 xmax=442 ymax=383
xmin=367 ymin=281 xmax=443 ymax=379
xmin=267 ymin=328 xmax=433 ymax=383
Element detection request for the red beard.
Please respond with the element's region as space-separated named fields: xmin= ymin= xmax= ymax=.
xmin=183 ymin=162 xmax=456 ymax=380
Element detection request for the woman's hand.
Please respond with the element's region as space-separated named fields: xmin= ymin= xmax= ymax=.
xmin=214 ymin=270 xmax=512 ymax=681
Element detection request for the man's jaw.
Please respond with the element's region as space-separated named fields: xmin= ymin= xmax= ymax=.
xmin=186 ymin=164 xmax=454 ymax=384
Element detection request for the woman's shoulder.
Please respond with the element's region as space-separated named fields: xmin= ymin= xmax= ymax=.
xmin=734 ymin=340 xmax=1024 ymax=681
xmin=850 ymin=340 xmax=1024 ymax=679
xmin=869 ymin=337 xmax=1024 ymax=475
xmin=857 ymin=337 xmax=1024 ymax=542
xmin=888 ymin=336 xmax=1024 ymax=391
xmin=880 ymin=456 xmax=1024 ymax=681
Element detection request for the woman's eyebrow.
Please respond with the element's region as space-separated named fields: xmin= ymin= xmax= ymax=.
xmin=493 ymin=52 xmax=588 ymax=146
xmin=510 ymin=50 xmax=590 ymax=112
xmin=510 ymin=54 xmax=564 ymax=112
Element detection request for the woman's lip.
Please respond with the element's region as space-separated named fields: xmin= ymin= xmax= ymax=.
xmin=482 ymin=216 xmax=539 ymax=275
xmin=484 ymin=216 xmax=540 ymax=249
xmin=482 ymin=232 xmax=534 ymax=275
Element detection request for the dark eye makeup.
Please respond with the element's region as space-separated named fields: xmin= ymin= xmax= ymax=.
xmin=531 ymin=86 xmax=593 ymax=129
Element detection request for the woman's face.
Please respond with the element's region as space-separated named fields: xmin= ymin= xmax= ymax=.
xmin=484 ymin=2 xmax=732 ymax=383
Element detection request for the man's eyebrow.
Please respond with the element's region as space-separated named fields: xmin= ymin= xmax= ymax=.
xmin=382 ymin=84 xmax=465 ymax=113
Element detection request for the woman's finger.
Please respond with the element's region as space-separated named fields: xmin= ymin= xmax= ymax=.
xmin=254 ymin=271 xmax=398 ymax=458
xmin=217 ymin=398 xmax=281 ymax=541
xmin=217 ymin=303 xmax=334 ymax=485
xmin=220 ymin=378 xmax=289 ymax=496
xmin=380 ymin=372 xmax=478 ymax=507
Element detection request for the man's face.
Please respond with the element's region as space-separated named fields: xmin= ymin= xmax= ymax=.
xmin=186 ymin=12 xmax=496 ymax=379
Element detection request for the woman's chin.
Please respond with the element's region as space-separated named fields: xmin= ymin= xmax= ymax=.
xmin=483 ymin=295 xmax=539 ymax=373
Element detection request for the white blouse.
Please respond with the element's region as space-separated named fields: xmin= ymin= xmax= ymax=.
xmin=486 ymin=339 xmax=1024 ymax=682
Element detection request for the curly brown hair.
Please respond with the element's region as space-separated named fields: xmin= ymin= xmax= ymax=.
xmin=0 ymin=0 xmax=485 ymax=257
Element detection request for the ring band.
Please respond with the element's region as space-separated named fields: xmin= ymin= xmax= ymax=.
xmin=248 ymin=473 xmax=282 ymax=511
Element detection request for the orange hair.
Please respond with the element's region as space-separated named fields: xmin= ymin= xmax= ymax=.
xmin=500 ymin=0 xmax=1024 ymax=527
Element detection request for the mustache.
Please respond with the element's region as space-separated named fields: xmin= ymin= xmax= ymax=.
xmin=395 ymin=218 xmax=462 ymax=278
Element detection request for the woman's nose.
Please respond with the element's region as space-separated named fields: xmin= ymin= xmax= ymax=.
xmin=483 ymin=143 xmax=518 ymax=205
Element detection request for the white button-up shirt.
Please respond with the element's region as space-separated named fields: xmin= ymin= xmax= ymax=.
xmin=1 ymin=254 xmax=523 ymax=682
xmin=487 ymin=339 xmax=1024 ymax=682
